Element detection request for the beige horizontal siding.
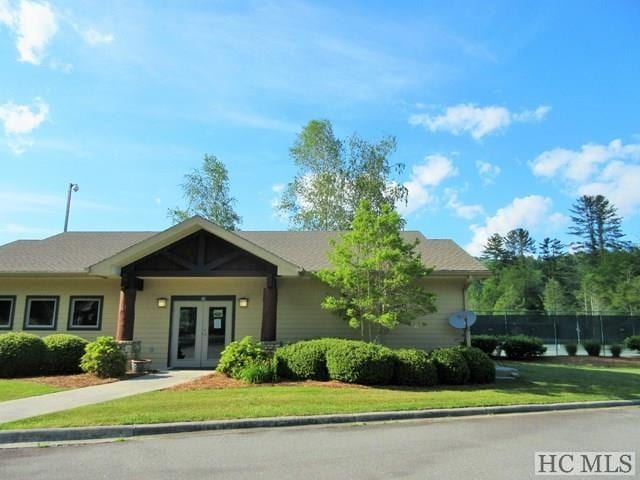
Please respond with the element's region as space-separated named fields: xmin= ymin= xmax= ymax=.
xmin=1 ymin=274 xmax=466 ymax=368
xmin=276 ymin=276 xmax=466 ymax=351
xmin=0 ymin=277 xmax=120 ymax=343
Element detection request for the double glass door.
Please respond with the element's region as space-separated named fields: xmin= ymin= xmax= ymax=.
xmin=171 ymin=300 xmax=232 ymax=368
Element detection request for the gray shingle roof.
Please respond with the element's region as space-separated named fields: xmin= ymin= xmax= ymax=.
xmin=0 ymin=230 xmax=488 ymax=275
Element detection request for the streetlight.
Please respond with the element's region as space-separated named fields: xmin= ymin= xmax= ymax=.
xmin=63 ymin=183 xmax=79 ymax=232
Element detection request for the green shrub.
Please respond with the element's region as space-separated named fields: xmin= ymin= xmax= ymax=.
xmin=274 ymin=339 xmax=340 ymax=380
xmin=502 ymin=335 xmax=546 ymax=360
xmin=456 ymin=346 xmax=495 ymax=384
xmin=583 ymin=340 xmax=601 ymax=357
xmin=564 ymin=343 xmax=578 ymax=356
xmin=325 ymin=340 xmax=395 ymax=385
xmin=393 ymin=348 xmax=438 ymax=386
xmin=429 ymin=347 xmax=470 ymax=385
xmin=0 ymin=332 xmax=47 ymax=378
xmin=470 ymin=335 xmax=500 ymax=356
xmin=80 ymin=336 xmax=127 ymax=378
xmin=624 ymin=336 xmax=640 ymax=352
xmin=238 ymin=360 xmax=276 ymax=384
xmin=610 ymin=344 xmax=622 ymax=358
xmin=43 ymin=334 xmax=88 ymax=375
xmin=217 ymin=336 xmax=269 ymax=378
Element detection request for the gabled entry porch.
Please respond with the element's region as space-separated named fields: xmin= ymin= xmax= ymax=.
xmin=101 ymin=222 xmax=291 ymax=367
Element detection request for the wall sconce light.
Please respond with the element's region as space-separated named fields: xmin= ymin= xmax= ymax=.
xmin=238 ymin=297 xmax=249 ymax=308
xmin=157 ymin=298 xmax=168 ymax=308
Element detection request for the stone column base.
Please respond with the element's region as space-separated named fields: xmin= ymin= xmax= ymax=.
xmin=117 ymin=340 xmax=141 ymax=362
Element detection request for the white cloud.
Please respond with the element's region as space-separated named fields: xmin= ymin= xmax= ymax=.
xmin=0 ymin=191 xmax=121 ymax=213
xmin=79 ymin=27 xmax=113 ymax=45
xmin=466 ymin=195 xmax=562 ymax=256
xmin=531 ymin=139 xmax=640 ymax=215
xmin=0 ymin=0 xmax=58 ymax=64
xmin=409 ymin=103 xmax=550 ymax=140
xmin=399 ymin=154 xmax=458 ymax=215
xmin=444 ymin=188 xmax=484 ymax=219
xmin=0 ymin=98 xmax=49 ymax=153
xmin=0 ymin=222 xmax=47 ymax=234
xmin=475 ymin=160 xmax=501 ymax=185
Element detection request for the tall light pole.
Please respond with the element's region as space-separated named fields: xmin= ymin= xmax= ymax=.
xmin=63 ymin=183 xmax=79 ymax=232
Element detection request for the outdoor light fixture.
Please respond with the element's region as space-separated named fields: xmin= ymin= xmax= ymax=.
xmin=63 ymin=183 xmax=80 ymax=232
xmin=157 ymin=298 xmax=168 ymax=308
xmin=238 ymin=298 xmax=249 ymax=308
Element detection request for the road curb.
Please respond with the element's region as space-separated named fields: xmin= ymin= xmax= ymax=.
xmin=2 ymin=399 xmax=639 ymax=445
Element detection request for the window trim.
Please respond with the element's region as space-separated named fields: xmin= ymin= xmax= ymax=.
xmin=23 ymin=295 xmax=59 ymax=331
xmin=67 ymin=296 xmax=104 ymax=331
xmin=0 ymin=295 xmax=16 ymax=330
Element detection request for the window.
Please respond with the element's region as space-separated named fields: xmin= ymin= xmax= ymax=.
xmin=68 ymin=296 xmax=103 ymax=330
xmin=0 ymin=296 xmax=15 ymax=330
xmin=24 ymin=296 xmax=59 ymax=330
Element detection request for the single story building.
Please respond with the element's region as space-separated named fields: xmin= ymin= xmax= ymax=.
xmin=0 ymin=216 xmax=489 ymax=368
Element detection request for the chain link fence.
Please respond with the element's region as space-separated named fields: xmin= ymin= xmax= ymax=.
xmin=470 ymin=312 xmax=640 ymax=356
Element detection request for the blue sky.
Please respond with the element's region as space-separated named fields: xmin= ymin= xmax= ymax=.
xmin=1 ymin=0 xmax=639 ymax=254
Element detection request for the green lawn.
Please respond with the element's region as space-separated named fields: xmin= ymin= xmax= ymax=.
xmin=2 ymin=362 xmax=639 ymax=430
xmin=0 ymin=380 xmax=63 ymax=402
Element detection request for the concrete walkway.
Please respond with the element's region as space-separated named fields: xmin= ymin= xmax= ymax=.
xmin=0 ymin=370 xmax=210 ymax=424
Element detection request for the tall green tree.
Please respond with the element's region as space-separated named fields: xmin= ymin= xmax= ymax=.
xmin=542 ymin=279 xmax=570 ymax=313
xmin=316 ymin=200 xmax=436 ymax=341
xmin=539 ymin=237 xmax=566 ymax=280
xmin=277 ymin=119 xmax=407 ymax=230
xmin=482 ymin=233 xmax=508 ymax=264
xmin=569 ymin=194 xmax=626 ymax=255
xmin=504 ymin=228 xmax=536 ymax=259
xmin=169 ymin=154 xmax=241 ymax=230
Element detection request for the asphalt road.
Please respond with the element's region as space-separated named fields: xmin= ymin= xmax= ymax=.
xmin=1 ymin=407 xmax=639 ymax=479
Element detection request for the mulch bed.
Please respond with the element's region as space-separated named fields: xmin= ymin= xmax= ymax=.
xmin=532 ymin=356 xmax=640 ymax=368
xmin=169 ymin=372 xmax=365 ymax=391
xmin=24 ymin=373 xmax=124 ymax=389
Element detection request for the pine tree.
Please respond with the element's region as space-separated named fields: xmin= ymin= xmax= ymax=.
xmin=482 ymin=233 xmax=508 ymax=264
xmin=569 ymin=195 xmax=626 ymax=255
xmin=504 ymin=228 xmax=536 ymax=258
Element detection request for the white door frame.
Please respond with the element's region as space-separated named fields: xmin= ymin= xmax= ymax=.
xmin=170 ymin=297 xmax=234 ymax=368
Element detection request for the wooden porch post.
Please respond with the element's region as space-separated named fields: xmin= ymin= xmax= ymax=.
xmin=116 ymin=270 xmax=142 ymax=341
xmin=261 ymin=274 xmax=277 ymax=342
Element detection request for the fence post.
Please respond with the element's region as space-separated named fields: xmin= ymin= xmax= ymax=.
xmin=552 ymin=315 xmax=558 ymax=356
xmin=599 ymin=314 xmax=605 ymax=352
xmin=504 ymin=312 xmax=508 ymax=336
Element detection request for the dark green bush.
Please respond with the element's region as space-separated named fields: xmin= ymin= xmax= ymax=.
xmin=238 ymin=360 xmax=276 ymax=384
xmin=43 ymin=334 xmax=88 ymax=375
xmin=502 ymin=335 xmax=546 ymax=359
xmin=624 ymin=336 xmax=640 ymax=352
xmin=470 ymin=335 xmax=500 ymax=356
xmin=564 ymin=343 xmax=578 ymax=356
xmin=274 ymin=339 xmax=341 ymax=380
xmin=325 ymin=340 xmax=395 ymax=385
xmin=610 ymin=344 xmax=622 ymax=358
xmin=80 ymin=336 xmax=127 ymax=378
xmin=217 ymin=336 xmax=269 ymax=378
xmin=392 ymin=348 xmax=438 ymax=386
xmin=429 ymin=347 xmax=470 ymax=385
xmin=0 ymin=332 xmax=47 ymax=378
xmin=456 ymin=346 xmax=495 ymax=384
xmin=583 ymin=340 xmax=601 ymax=357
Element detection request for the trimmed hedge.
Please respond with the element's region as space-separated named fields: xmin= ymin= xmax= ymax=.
xmin=610 ymin=344 xmax=622 ymax=358
xmin=470 ymin=335 xmax=500 ymax=356
xmin=456 ymin=346 xmax=495 ymax=384
xmin=80 ymin=336 xmax=127 ymax=378
xmin=583 ymin=340 xmax=601 ymax=357
xmin=393 ymin=348 xmax=438 ymax=386
xmin=429 ymin=347 xmax=470 ymax=385
xmin=564 ymin=343 xmax=578 ymax=356
xmin=217 ymin=336 xmax=269 ymax=379
xmin=502 ymin=335 xmax=546 ymax=360
xmin=624 ymin=336 xmax=640 ymax=352
xmin=43 ymin=334 xmax=88 ymax=375
xmin=325 ymin=340 xmax=395 ymax=385
xmin=274 ymin=339 xmax=339 ymax=381
xmin=0 ymin=332 xmax=47 ymax=378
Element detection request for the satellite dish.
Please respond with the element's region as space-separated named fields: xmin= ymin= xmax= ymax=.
xmin=448 ymin=310 xmax=477 ymax=329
